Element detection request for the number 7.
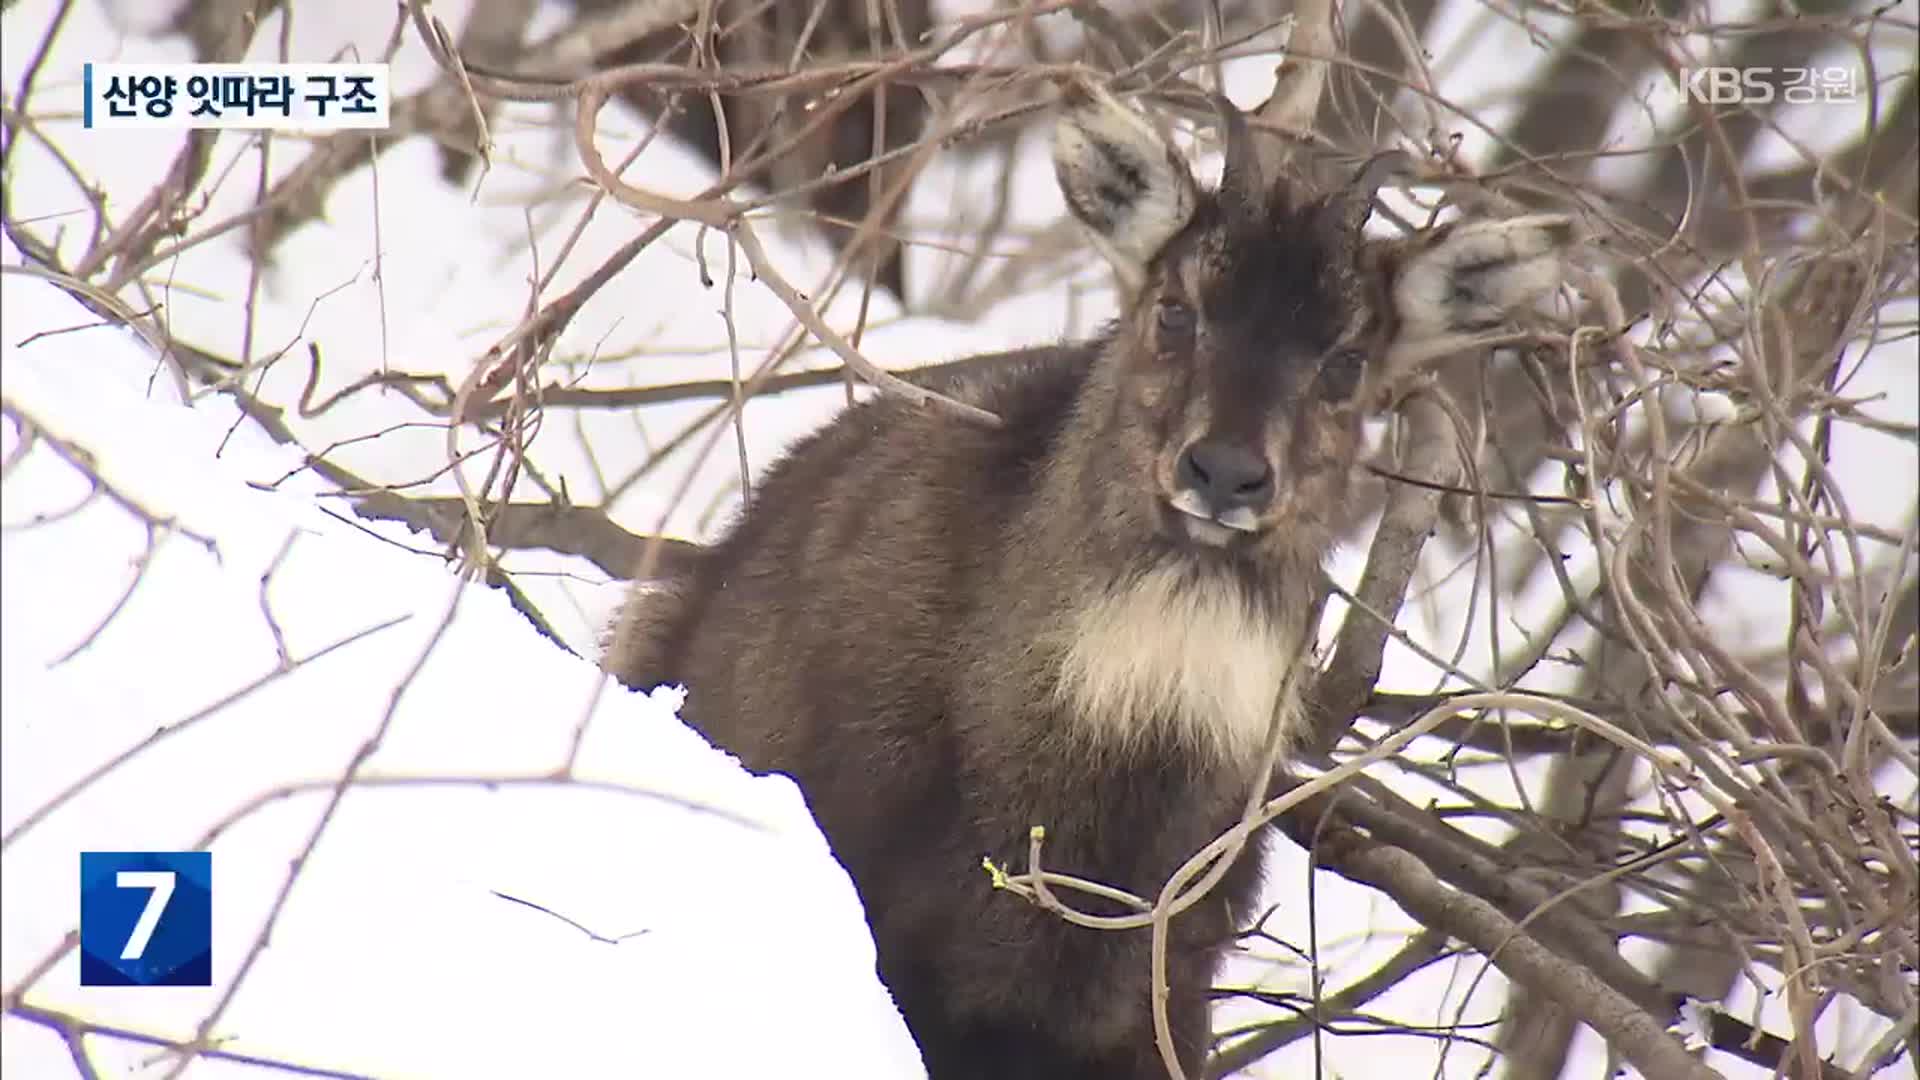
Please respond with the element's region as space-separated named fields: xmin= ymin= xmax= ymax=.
xmin=116 ymin=870 xmax=176 ymax=960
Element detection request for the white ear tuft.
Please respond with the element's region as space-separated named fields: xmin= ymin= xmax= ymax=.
xmin=1052 ymin=84 xmax=1198 ymax=291
xmin=1389 ymin=213 xmax=1572 ymax=347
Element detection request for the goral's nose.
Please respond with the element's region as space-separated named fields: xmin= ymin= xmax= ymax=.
xmin=1175 ymin=439 xmax=1274 ymax=513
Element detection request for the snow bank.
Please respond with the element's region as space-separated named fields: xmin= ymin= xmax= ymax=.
xmin=1 ymin=276 xmax=925 ymax=1078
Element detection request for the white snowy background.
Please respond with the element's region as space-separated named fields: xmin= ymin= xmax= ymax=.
xmin=2 ymin=1 xmax=1913 ymax=1078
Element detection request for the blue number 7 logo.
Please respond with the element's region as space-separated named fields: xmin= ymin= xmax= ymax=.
xmin=79 ymin=852 xmax=212 ymax=986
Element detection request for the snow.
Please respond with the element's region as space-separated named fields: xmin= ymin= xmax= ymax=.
xmin=1 ymin=279 xmax=926 ymax=1077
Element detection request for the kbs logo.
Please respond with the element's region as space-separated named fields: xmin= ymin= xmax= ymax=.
xmin=79 ymin=852 xmax=212 ymax=986
xmin=1681 ymin=66 xmax=1859 ymax=105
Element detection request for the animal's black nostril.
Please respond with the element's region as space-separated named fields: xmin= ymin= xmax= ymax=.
xmin=1177 ymin=440 xmax=1274 ymax=509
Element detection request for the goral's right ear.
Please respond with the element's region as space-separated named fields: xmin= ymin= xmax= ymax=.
xmin=1052 ymin=83 xmax=1198 ymax=293
xmin=1374 ymin=213 xmax=1574 ymax=376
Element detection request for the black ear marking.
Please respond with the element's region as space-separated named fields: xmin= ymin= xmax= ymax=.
xmin=1052 ymin=83 xmax=1200 ymax=290
xmin=1378 ymin=213 xmax=1575 ymax=370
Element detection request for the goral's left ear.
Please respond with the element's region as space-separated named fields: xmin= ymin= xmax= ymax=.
xmin=1376 ymin=213 xmax=1574 ymax=372
xmin=1052 ymin=82 xmax=1199 ymax=294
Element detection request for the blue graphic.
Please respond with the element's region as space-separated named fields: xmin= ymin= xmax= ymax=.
xmin=79 ymin=852 xmax=211 ymax=986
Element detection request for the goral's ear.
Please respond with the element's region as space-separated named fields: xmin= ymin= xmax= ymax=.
xmin=1052 ymin=83 xmax=1198 ymax=292
xmin=1377 ymin=214 xmax=1573 ymax=372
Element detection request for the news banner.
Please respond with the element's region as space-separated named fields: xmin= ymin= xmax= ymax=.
xmin=82 ymin=61 xmax=390 ymax=129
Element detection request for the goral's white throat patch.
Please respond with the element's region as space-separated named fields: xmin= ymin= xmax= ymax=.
xmin=1051 ymin=565 xmax=1304 ymax=767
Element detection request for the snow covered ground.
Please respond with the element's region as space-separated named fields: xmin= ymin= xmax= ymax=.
xmin=2 ymin=275 xmax=928 ymax=1076
xmin=3 ymin=1 xmax=938 ymax=1073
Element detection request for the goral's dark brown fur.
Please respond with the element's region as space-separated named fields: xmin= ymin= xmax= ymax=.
xmin=607 ymin=86 xmax=1568 ymax=1079
xmin=608 ymin=340 xmax=1282 ymax=1078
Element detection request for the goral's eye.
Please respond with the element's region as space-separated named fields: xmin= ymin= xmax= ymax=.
xmin=1155 ymin=298 xmax=1195 ymax=338
xmin=1320 ymin=347 xmax=1365 ymax=400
